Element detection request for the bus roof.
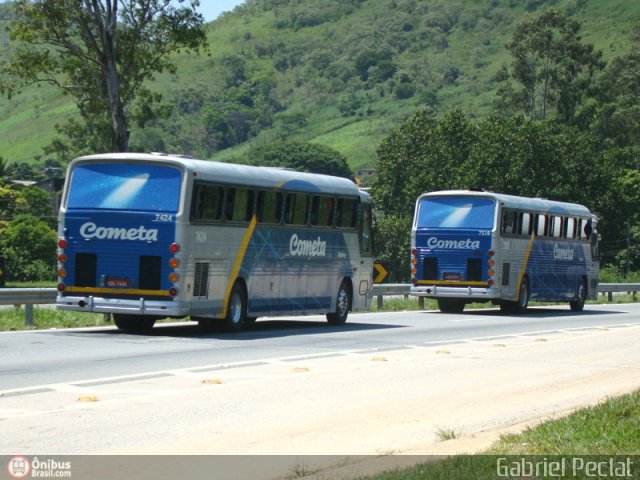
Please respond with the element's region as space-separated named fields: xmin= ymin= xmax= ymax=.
xmin=70 ymin=152 xmax=368 ymax=200
xmin=417 ymin=190 xmax=594 ymax=218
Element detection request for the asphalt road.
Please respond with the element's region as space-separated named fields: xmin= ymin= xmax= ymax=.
xmin=1 ymin=303 xmax=640 ymax=477
xmin=1 ymin=303 xmax=639 ymax=392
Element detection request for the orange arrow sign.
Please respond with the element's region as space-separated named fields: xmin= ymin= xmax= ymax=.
xmin=373 ymin=262 xmax=388 ymax=284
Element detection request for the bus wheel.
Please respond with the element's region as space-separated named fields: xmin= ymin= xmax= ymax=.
xmin=570 ymin=279 xmax=587 ymax=312
xmin=222 ymin=283 xmax=247 ymax=332
xmin=326 ymin=281 xmax=351 ymax=325
xmin=514 ymin=278 xmax=529 ymax=314
xmin=113 ymin=314 xmax=156 ymax=333
xmin=437 ymin=298 xmax=465 ymax=314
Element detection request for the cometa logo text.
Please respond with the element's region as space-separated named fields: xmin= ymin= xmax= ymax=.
xmin=427 ymin=237 xmax=480 ymax=250
xmin=79 ymin=222 xmax=159 ymax=242
xmin=289 ymin=234 xmax=327 ymax=257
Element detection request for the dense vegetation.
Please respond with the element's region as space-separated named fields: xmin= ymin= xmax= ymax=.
xmin=1 ymin=0 xmax=638 ymax=166
xmin=0 ymin=0 xmax=639 ymax=281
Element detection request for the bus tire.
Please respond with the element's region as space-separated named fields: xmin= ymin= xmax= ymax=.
xmin=570 ymin=278 xmax=587 ymax=312
xmin=113 ymin=314 xmax=156 ymax=333
xmin=514 ymin=278 xmax=529 ymax=314
xmin=437 ymin=298 xmax=465 ymax=314
xmin=326 ymin=280 xmax=351 ymax=325
xmin=222 ymin=282 xmax=247 ymax=332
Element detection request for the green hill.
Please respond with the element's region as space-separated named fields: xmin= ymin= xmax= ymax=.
xmin=1 ymin=0 xmax=639 ymax=170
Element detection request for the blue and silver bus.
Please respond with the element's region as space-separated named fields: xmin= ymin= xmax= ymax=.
xmin=410 ymin=190 xmax=599 ymax=313
xmin=56 ymin=153 xmax=374 ymax=332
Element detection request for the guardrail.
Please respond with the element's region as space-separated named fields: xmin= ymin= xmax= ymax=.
xmin=0 ymin=283 xmax=639 ymax=326
xmin=0 ymin=288 xmax=57 ymax=326
xmin=371 ymin=283 xmax=640 ymax=308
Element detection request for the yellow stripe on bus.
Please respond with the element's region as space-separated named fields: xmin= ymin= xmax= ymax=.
xmin=515 ymin=232 xmax=536 ymax=301
xmin=220 ymin=214 xmax=258 ymax=318
xmin=414 ymin=280 xmax=489 ymax=286
xmin=64 ymin=286 xmax=170 ymax=296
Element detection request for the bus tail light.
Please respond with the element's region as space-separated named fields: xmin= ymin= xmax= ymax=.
xmin=57 ymin=283 xmax=66 ymax=292
xmin=58 ymin=238 xmax=68 ymax=249
xmin=169 ymin=287 xmax=178 ymax=297
xmin=169 ymin=258 xmax=180 ymax=269
xmin=411 ymin=248 xmax=417 ymax=282
xmin=58 ymin=268 xmax=67 ymax=279
xmin=170 ymin=243 xmax=180 ymax=254
xmin=168 ymin=272 xmax=180 ymax=283
xmin=58 ymin=253 xmax=68 ymax=264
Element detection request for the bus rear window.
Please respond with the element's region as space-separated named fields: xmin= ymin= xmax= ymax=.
xmin=66 ymin=163 xmax=182 ymax=212
xmin=417 ymin=196 xmax=496 ymax=229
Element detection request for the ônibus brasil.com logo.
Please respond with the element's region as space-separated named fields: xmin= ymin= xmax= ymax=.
xmin=7 ymin=457 xmax=30 ymax=479
xmin=7 ymin=456 xmax=72 ymax=478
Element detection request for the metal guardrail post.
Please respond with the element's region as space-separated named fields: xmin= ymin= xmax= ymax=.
xmin=25 ymin=304 xmax=34 ymax=327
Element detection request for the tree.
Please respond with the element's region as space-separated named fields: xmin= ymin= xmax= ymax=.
xmin=372 ymin=108 xmax=477 ymax=218
xmin=496 ymin=9 xmax=604 ymax=124
xmin=593 ymin=23 xmax=640 ymax=149
xmin=0 ymin=214 xmax=57 ymax=281
xmin=373 ymin=107 xmax=631 ymax=273
xmin=1 ymin=0 xmax=207 ymax=153
xmin=246 ymin=141 xmax=353 ymax=179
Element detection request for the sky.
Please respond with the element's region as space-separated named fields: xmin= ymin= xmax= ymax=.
xmin=0 ymin=1 xmax=246 ymax=24
xmin=192 ymin=0 xmax=246 ymax=22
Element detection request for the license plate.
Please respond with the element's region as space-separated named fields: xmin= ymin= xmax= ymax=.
xmin=443 ymin=273 xmax=461 ymax=281
xmin=107 ymin=278 xmax=129 ymax=287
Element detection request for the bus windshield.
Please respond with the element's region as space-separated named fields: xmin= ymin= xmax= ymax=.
xmin=66 ymin=163 xmax=182 ymax=212
xmin=416 ymin=196 xmax=496 ymax=229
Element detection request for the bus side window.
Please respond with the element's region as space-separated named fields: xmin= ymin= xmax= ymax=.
xmin=192 ymin=184 xmax=222 ymax=222
xmin=536 ymin=214 xmax=547 ymax=236
xmin=238 ymin=189 xmax=255 ymax=221
xmin=519 ymin=212 xmax=531 ymax=236
xmin=337 ymin=198 xmax=357 ymax=229
xmin=359 ymin=204 xmax=373 ymax=255
xmin=501 ymin=209 xmax=517 ymax=235
xmin=204 ymin=186 xmax=223 ymax=221
xmin=225 ymin=188 xmax=236 ymax=221
xmin=582 ymin=219 xmax=593 ymax=239
xmin=578 ymin=219 xmax=588 ymax=240
xmin=566 ymin=218 xmax=576 ymax=239
xmin=560 ymin=217 xmax=568 ymax=239
xmin=192 ymin=185 xmax=205 ymax=220
xmin=310 ymin=196 xmax=334 ymax=227
xmin=257 ymin=190 xmax=282 ymax=224
xmin=285 ymin=193 xmax=309 ymax=225
xmin=590 ymin=226 xmax=599 ymax=259
xmin=551 ymin=216 xmax=562 ymax=238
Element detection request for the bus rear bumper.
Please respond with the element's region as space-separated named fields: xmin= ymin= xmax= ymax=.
xmin=56 ymin=295 xmax=190 ymax=317
xmin=410 ymin=285 xmax=500 ymax=300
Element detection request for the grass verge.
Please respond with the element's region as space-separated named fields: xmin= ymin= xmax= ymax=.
xmin=0 ymin=307 xmax=106 ymax=331
xmin=358 ymin=390 xmax=640 ymax=479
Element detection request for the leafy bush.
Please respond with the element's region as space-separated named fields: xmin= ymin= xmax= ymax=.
xmin=0 ymin=214 xmax=56 ymax=282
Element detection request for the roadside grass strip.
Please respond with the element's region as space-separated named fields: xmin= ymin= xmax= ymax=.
xmin=359 ymin=389 xmax=640 ymax=480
